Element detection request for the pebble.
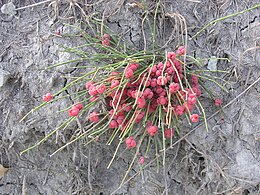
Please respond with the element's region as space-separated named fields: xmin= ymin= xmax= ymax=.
xmin=1 ymin=2 xmax=16 ymax=16
xmin=207 ymin=56 xmax=218 ymax=70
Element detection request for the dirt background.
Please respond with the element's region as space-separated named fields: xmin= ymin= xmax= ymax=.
xmin=0 ymin=0 xmax=259 ymax=194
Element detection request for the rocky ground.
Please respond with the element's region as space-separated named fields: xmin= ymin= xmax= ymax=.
xmin=0 ymin=0 xmax=259 ymax=194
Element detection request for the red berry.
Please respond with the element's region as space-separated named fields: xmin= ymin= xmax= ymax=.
xmin=102 ymin=39 xmax=110 ymax=46
xmin=166 ymin=67 xmax=174 ymax=75
xmin=43 ymin=93 xmax=53 ymax=102
xmin=177 ymin=46 xmax=186 ymax=55
xmin=175 ymin=105 xmax=185 ymax=116
xmin=97 ymin=84 xmax=106 ymax=94
xmin=128 ymin=63 xmax=139 ymax=71
xmin=183 ymin=102 xmax=194 ymax=112
xmin=75 ymin=103 xmax=83 ymax=110
xmin=147 ymin=125 xmax=158 ymax=136
xmin=150 ymin=78 xmax=157 ymax=87
xmin=188 ymin=93 xmax=197 ymax=105
xmin=136 ymin=97 xmax=146 ymax=108
xmin=108 ymin=72 xmax=119 ymax=81
xmin=125 ymin=137 xmax=136 ymax=149
xmin=156 ymin=70 xmax=162 ymax=77
xmin=155 ymin=86 xmax=163 ymax=94
xmin=164 ymin=128 xmax=174 ymax=138
xmin=144 ymin=88 xmax=152 ymax=96
xmin=89 ymin=111 xmax=99 ymax=122
xmin=191 ymin=75 xmax=199 ymax=85
xmin=109 ymin=120 xmax=118 ymax=128
xmin=192 ymin=87 xmax=201 ymax=97
xmin=86 ymin=81 xmax=94 ymax=89
xmin=121 ymin=104 xmax=132 ymax=112
xmin=88 ymin=85 xmax=98 ymax=96
xmin=159 ymin=90 xmax=166 ymax=97
xmin=68 ymin=106 xmax=80 ymax=117
xmin=157 ymin=96 xmax=167 ymax=105
xmin=125 ymin=68 xmax=134 ymax=79
xmin=151 ymin=66 xmax=157 ymax=73
xmin=131 ymin=90 xmax=137 ymax=98
xmin=111 ymin=79 xmax=120 ymax=88
xmin=103 ymin=34 xmax=110 ymax=39
xmin=157 ymin=62 xmax=164 ymax=70
xmin=139 ymin=156 xmax=145 ymax=164
xmin=147 ymin=92 xmax=154 ymax=99
xmin=116 ymin=115 xmax=125 ymax=125
xmin=109 ymin=109 xmax=117 ymax=119
xmin=136 ymin=111 xmax=145 ymax=120
xmin=157 ymin=76 xmax=167 ymax=86
xmin=215 ymin=98 xmax=222 ymax=106
xmin=167 ymin=52 xmax=176 ymax=60
xmin=169 ymin=83 xmax=180 ymax=93
xmin=190 ymin=114 xmax=199 ymax=123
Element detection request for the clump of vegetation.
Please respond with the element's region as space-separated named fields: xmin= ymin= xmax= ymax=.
xmin=21 ymin=2 xmax=229 ymax=186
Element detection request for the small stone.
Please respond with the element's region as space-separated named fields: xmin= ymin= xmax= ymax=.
xmin=207 ymin=56 xmax=218 ymax=70
xmin=0 ymin=69 xmax=10 ymax=87
xmin=1 ymin=2 xmax=16 ymax=16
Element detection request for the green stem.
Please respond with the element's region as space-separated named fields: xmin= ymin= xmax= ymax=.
xmin=20 ymin=117 xmax=74 ymax=155
xmin=191 ymin=4 xmax=260 ymax=39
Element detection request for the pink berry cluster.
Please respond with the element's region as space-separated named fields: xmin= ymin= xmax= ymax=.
xmin=83 ymin=46 xmax=205 ymax=150
xmin=102 ymin=34 xmax=111 ymax=46
xmin=68 ymin=103 xmax=83 ymax=117
xmin=41 ymin=44 xmax=223 ymax=165
xmin=43 ymin=93 xmax=53 ymax=102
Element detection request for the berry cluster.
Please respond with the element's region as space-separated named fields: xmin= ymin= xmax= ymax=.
xmin=41 ymin=43 xmax=223 ymax=166
xmin=102 ymin=34 xmax=111 ymax=46
xmin=68 ymin=103 xmax=83 ymax=117
xmin=82 ymin=46 xmax=205 ymax=150
xmin=43 ymin=93 xmax=53 ymax=102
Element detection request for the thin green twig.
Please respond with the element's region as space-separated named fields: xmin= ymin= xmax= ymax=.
xmin=191 ymin=4 xmax=260 ymax=39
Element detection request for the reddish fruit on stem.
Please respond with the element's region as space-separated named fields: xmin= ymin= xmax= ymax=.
xmin=86 ymin=81 xmax=94 ymax=89
xmin=177 ymin=46 xmax=186 ymax=55
xmin=157 ymin=96 xmax=167 ymax=105
xmin=109 ymin=120 xmax=118 ymax=128
xmin=128 ymin=63 xmax=139 ymax=71
xmin=139 ymin=156 xmax=145 ymax=164
xmin=75 ymin=103 xmax=83 ymax=110
xmin=125 ymin=137 xmax=136 ymax=149
xmin=125 ymin=68 xmax=134 ymax=79
xmin=43 ymin=93 xmax=53 ymax=102
xmin=164 ymin=128 xmax=174 ymax=138
xmin=102 ymin=39 xmax=110 ymax=46
xmin=147 ymin=125 xmax=158 ymax=136
xmin=167 ymin=52 xmax=176 ymax=60
xmin=215 ymin=98 xmax=222 ymax=106
xmin=88 ymin=85 xmax=98 ymax=96
xmin=175 ymin=105 xmax=185 ymax=116
xmin=169 ymin=83 xmax=180 ymax=93
xmin=188 ymin=93 xmax=197 ymax=105
xmin=68 ymin=106 xmax=80 ymax=117
xmin=136 ymin=97 xmax=146 ymax=108
xmin=97 ymin=84 xmax=106 ymax=94
xmin=190 ymin=114 xmax=199 ymax=123
xmin=103 ymin=34 xmax=110 ymax=39
xmin=157 ymin=76 xmax=167 ymax=86
xmin=111 ymin=80 xmax=120 ymax=88
xmin=89 ymin=111 xmax=99 ymax=122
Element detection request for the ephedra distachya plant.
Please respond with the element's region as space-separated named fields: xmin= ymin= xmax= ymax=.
xmin=20 ymin=15 xmax=228 ymax=185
